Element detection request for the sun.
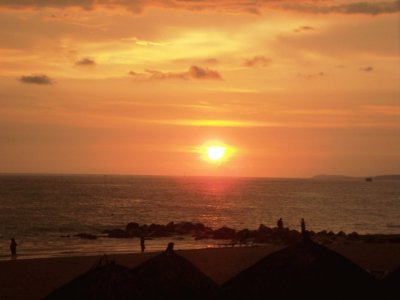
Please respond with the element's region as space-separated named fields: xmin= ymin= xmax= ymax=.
xmin=199 ymin=140 xmax=234 ymax=164
xmin=207 ymin=146 xmax=226 ymax=161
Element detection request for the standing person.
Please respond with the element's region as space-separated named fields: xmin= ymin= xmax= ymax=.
xmin=277 ymin=218 xmax=283 ymax=230
xmin=140 ymin=235 xmax=145 ymax=253
xmin=10 ymin=238 xmax=17 ymax=257
xmin=301 ymin=218 xmax=307 ymax=238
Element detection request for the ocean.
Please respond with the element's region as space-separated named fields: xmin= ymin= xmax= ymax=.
xmin=0 ymin=174 xmax=399 ymax=260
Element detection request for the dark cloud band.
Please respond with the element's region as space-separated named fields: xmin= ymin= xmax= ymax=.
xmin=129 ymin=65 xmax=222 ymax=80
xmin=19 ymin=74 xmax=53 ymax=85
xmin=0 ymin=0 xmax=398 ymax=15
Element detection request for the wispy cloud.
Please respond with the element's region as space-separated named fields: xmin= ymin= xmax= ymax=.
xmin=294 ymin=26 xmax=315 ymax=33
xmin=244 ymin=56 xmax=270 ymax=68
xmin=1 ymin=0 xmax=398 ymax=15
xmin=297 ymin=72 xmax=325 ymax=79
xmin=149 ymin=119 xmax=269 ymax=128
xmin=129 ymin=65 xmax=222 ymax=80
xmin=76 ymin=57 xmax=96 ymax=66
xmin=19 ymin=74 xmax=53 ymax=85
xmin=360 ymin=66 xmax=374 ymax=72
xmin=282 ymin=1 xmax=400 ymax=15
xmin=201 ymin=58 xmax=219 ymax=64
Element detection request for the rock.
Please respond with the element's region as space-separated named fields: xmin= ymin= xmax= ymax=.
xmin=347 ymin=232 xmax=359 ymax=240
xmin=174 ymin=222 xmax=197 ymax=234
xmin=126 ymin=222 xmax=140 ymax=232
xmin=258 ymin=224 xmax=272 ymax=233
xmin=148 ymin=224 xmax=172 ymax=237
xmin=75 ymin=233 xmax=98 ymax=240
xmin=108 ymin=229 xmax=131 ymax=238
xmin=166 ymin=222 xmax=175 ymax=230
xmin=212 ymin=226 xmax=236 ymax=239
xmin=307 ymin=230 xmax=316 ymax=236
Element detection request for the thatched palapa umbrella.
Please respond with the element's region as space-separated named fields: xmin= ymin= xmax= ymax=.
xmin=126 ymin=242 xmax=218 ymax=300
xmin=383 ymin=266 xmax=400 ymax=300
xmin=45 ymin=255 xmax=132 ymax=300
xmin=220 ymin=238 xmax=378 ymax=300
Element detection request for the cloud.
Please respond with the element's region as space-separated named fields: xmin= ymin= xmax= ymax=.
xmin=188 ymin=65 xmax=221 ymax=79
xmin=0 ymin=0 xmax=398 ymax=15
xmin=0 ymin=0 xmax=94 ymax=10
xmin=19 ymin=74 xmax=53 ymax=85
xmin=297 ymin=72 xmax=325 ymax=79
xmin=151 ymin=119 xmax=265 ymax=128
xmin=129 ymin=65 xmax=222 ymax=80
xmin=202 ymin=58 xmax=219 ymax=64
xmin=244 ymin=56 xmax=270 ymax=67
xmin=294 ymin=26 xmax=315 ymax=33
xmin=360 ymin=66 xmax=374 ymax=72
xmin=76 ymin=57 xmax=96 ymax=66
xmin=282 ymin=1 xmax=400 ymax=16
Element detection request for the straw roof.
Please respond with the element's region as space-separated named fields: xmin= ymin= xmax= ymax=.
xmin=44 ymin=255 xmax=132 ymax=300
xmin=220 ymin=239 xmax=378 ymax=300
xmin=126 ymin=243 xmax=218 ymax=300
xmin=383 ymin=266 xmax=400 ymax=299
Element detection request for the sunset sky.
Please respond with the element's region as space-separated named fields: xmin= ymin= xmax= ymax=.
xmin=0 ymin=0 xmax=399 ymax=177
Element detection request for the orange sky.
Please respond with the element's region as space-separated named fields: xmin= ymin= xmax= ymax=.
xmin=0 ymin=0 xmax=399 ymax=177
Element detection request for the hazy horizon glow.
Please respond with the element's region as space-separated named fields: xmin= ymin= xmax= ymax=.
xmin=0 ymin=0 xmax=399 ymax=177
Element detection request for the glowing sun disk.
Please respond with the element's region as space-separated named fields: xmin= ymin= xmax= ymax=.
xmin=207 ymin=146 xmax=226 ymax=161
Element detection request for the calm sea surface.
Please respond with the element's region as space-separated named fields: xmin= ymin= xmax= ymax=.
xmin=0 ymin=175 xmax=399 ymax=260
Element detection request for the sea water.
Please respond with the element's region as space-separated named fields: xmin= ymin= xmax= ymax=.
xmin=0 ymin=174 xmax=399 ymax=260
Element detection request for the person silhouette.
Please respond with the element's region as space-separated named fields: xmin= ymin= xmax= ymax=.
xmin=10 ymin=238 xmax=17 ymax=257
xmin=165 ymin=242 xmax=174 ymax=254
xmin=301 ymin=218 xmax=307 ymax=239
xmin=277 ymin=218 xmax=283 ymax=230
xmin=140 ymin=235 xmax=145 ymax=253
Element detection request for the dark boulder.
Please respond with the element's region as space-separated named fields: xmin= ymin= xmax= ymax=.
xmin=108 ymin=229 xmax=131 ymax=238
xmin=126 ymin=222 xmax=140 ymax=232
xmin=174 ymin=222 xmax=197 ymax=234
xmin=212 ymin=226 xmax=236 ymax=240
xmin=75 ymin=233 xmax=98 ymax=240
xmin=148 ymin=223 xmax=172 ymax=237
xmin=258 ymin=224 xmax=272 ymax=233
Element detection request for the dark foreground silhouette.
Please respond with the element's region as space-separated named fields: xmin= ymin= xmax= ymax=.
xmin=383 ymin=266 xmax=400 ymax=300
xmin=220 ymin=238 xmax=378 ymax=300
xmin=45 ymin=239 xmax=398 ymax=300
xmin=44 ymin=255 xmax=132 ymax=300
xmin=45 ymin=243 xmax=218 ymax=300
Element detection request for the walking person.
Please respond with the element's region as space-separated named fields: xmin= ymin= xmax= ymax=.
xmin=301 ymin=218 xmax=307 ymax=239
xmin=140 ymin=235 xmax=145 ymax=253
xmin=10 ymin=238 xmax=17 ymax=257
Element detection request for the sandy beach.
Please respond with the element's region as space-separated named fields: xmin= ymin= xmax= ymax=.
xmin=0 ymin=243 xmax=399 ymax=300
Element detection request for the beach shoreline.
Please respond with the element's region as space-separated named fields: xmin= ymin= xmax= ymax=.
xmin=1 ymin=242 xmax=400 ymax=300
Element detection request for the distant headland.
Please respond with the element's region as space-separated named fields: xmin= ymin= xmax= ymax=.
xmin=311 ymin=174 xmax=400 ymax=181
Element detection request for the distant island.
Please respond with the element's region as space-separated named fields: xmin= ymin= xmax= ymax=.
xmin=312 ymin=174 xmax=400 ymax=181
xmin=374 ymin=175 xmax=400 ymax=180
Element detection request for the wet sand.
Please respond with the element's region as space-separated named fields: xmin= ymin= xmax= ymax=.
xmin=0 ymin=243 xmax=399 ymax=300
